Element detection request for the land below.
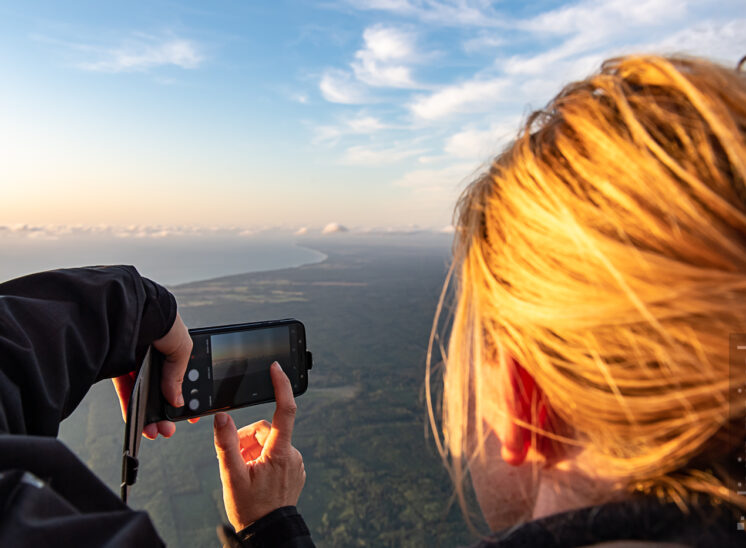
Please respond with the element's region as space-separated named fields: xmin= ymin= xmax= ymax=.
xmin=60 ymin=236 xmax=486 ymax=547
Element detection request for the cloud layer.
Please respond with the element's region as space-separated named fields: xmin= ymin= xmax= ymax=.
xmin=313 ymin=0 xmax=745 ymax=221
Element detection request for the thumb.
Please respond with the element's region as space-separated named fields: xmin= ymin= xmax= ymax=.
xmin=213 ymin=413 xmax=245 ymax=478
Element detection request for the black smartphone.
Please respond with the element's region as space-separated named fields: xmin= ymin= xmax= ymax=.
xmin=145 ymin=318 xmax=311 ymax=422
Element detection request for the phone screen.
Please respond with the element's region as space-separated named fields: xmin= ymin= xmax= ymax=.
xmin=199 ymin=327 xmax=293 ymax=407
xmin=164 ymin=321 xmax=307 ymax=420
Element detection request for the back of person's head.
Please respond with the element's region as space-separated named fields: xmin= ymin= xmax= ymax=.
xmin=431 ymin=54 xmax=746 ymax=522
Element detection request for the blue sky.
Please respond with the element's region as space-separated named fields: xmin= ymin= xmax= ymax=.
xmin=2 ymin=0 xmax=744 ymax=234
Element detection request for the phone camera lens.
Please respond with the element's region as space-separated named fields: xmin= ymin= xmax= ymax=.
xmin=188 ymin=398 xmax=199 ymax=411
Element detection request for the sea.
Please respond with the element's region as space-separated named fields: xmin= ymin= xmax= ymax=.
xmin=0 ymin=232 xmax=328 ymax=287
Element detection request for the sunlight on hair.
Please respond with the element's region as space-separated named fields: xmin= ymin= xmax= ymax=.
xmin=427 ymin=54 xmax=746 ymax=533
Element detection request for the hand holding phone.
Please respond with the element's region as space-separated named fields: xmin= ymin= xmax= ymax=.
xmin=112 ymin=312 xmax=194 ymax=439
xmin=121 ymin=318 xmax=312 ymax=503
xmin=213 ymin=362 xmax=306 ymax=530
xmin=145 ymin=319 xmax=311 ymax=423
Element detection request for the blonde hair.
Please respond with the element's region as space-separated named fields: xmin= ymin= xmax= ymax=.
xmin=427 ymin=54 xmax=746 ymax=526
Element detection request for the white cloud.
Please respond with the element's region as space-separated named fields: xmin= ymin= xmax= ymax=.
xmin=1 ymin=224 xmax=113 ymax=239
xmin=320 ymin=69 xmax=368 ymax=103
xmin=351 ymin=25 xmax=418 ymax=88
xmin=319 ymin=24 xmax=424 ymax=105
xmin=0 ymin=224 xmax=271 ymax=240
xmin=313 ymin=114 xmax=389 ymax=144
xmin=294 ymin=227 xmax=309 ymax=235
xmin=409 ymin=77 xmax=507 ymax=120
xmin=523 ymin=0 xmax=686 ymax=36
xmin=360 ymin=25 xmax=415 ymax=61
xmin=444 ymin=119 xmax=518 ymax=160
xmin=462 ymin=33 xmax=504 ymax=53
xmin=444 ymin=128 xmax=492 ymax=159
xmin=500 ymin=0 xmax=718 ymax=78
xmin=318 ymin=0 xmax=746 ymax=227
xmin=322 ymin=222 xmax=348 ymax=234
xmin=78 ymin=37 xmax=204 ymax=73
xmin=642 ymin=19 xmax=746 ymax=64
xmin=342 ymin=144 xmax=426 ymax=165
xmin=392 ymin=161 xmax=480 ymax=220
xmin=417 ymin=155 xmax=443 ymax=164
xmin=342 ymin=0 xmax=505 ymax=28
xmin=393 ymin=161 xmax=478 ymax=190
xmin=348 ymin=115 xmax=387 ymax=132
xmin=313 ymin=125 xmax=344 ymax=143
xmin=361 ymin=225 xmax=424 ymax=234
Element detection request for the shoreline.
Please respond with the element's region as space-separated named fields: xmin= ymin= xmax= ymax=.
xmin=167 ymin=233 xmax=454 ymax=288
xmin=168 ymin=242 xmax=329 ymax=288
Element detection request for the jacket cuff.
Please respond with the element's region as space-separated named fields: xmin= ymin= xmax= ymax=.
xmin=135 ymin=277 xmax=177 ymax=365
xmin=235 ymin=506 xmax=312 ymax=548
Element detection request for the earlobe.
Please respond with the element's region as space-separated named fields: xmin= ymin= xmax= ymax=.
xmin=493 ymin=356 xmax=561 ymax=467
xmin=500 ymin=435 xmax=530 ymax=466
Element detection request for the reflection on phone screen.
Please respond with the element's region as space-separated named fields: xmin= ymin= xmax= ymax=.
xmin=209 ymin=327 xmax=292 ymax=406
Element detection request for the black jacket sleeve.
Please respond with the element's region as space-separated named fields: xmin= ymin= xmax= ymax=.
xmin=0 ymin=265 xmax=176 ymax=547
xmin=0 ymin=265 xmax=175 ymax=437
xmin=216 ymin=507 xmax=316 ymax=548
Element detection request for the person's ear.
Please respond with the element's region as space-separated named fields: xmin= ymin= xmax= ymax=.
xmin=491 ymin=356 xmax=564 ymax=467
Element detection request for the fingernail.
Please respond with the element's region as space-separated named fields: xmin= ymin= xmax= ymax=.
xmin=215 ymin=413 xmax=228 ymax=427
xmin=177 ymin=394 xmax=185 ymax=407
xmin=271 ymin=361 xmax=280 ymax=370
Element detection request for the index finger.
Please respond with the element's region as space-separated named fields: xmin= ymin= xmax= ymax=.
xmin=264 ymin=362 xmax=298 ymax=452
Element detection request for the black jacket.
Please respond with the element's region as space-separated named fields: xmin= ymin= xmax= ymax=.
xmin=473 ymin=494 xmax=744 ymax=547
xmin=0 ymin=266 xmax=313 ymax=547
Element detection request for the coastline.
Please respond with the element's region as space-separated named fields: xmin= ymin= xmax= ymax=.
xmin=168 ymin=242 xmax=329 ymax=289
xmin=1 ymin=233 xmax=451 ymax=288
xmin=294 ymin=243 xmax=329 ymax=269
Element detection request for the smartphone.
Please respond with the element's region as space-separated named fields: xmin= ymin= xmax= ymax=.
xmin=145 ymin=318 xmax=312 ymax=422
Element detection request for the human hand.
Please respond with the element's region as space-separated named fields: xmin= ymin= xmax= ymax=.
xmin=112 ymin=311 xmax=199 ymax=439
xmin=213 ymin=362 xmax=306 ymax=530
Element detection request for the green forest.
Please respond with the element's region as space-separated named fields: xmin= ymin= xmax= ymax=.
xmin=59 ymin=237 xmax=486 ymax=547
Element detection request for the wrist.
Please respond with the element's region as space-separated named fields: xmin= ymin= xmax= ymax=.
xmin=235 ymin=506 xmax=310 ymax=547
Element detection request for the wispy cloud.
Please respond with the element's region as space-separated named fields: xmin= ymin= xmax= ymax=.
xmin=462 ymin=32 xmax=505 ymax=53
xmin=320 ymin=68 xmax=369 ymax=103
xmin=522 ymin=0 xmax=685 ymax=37
xmin=392 ymin=161 xmax=480 ymax=220
xmin=77 ymin=35 xmax=204 ymax=73
xmin=318 ymin=24 xmax=425 ymax=103
xmin=314 ymin=114 xmax=390 ymax=144
xmin=340 ymin=0 xmax=505 ymax=28
xmin=0 ymin=224 xmax=267 ymax=240
xmin=342 ymin=144 xmax=426 ymax=165
xmin=34 ymin=31 xmax=205 ymax=73
xmin=409 ymin=77 xmax=507 ymax=120
xmin=351 ymin=25 xmax=419 ymax=88
xmin=641 ymin=19 xmax=746 ymax=64
xmin=444 ymin=118 xmax=519 ymax=160
xmin=501 ymin=0 xmax=710 ymax=78
xmin=393 ymin=161 xmax=477 ymax=190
